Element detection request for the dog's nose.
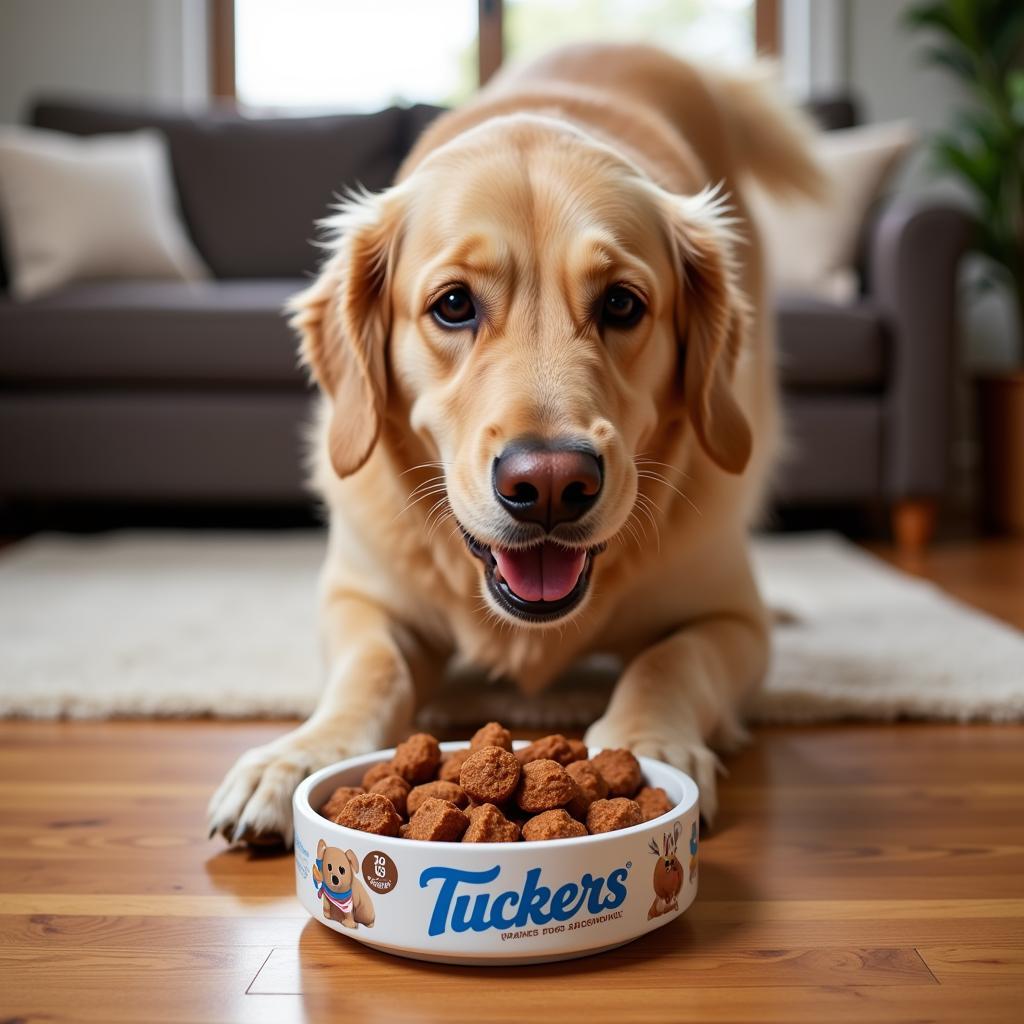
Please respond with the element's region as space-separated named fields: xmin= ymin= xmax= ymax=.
xmin=493 ymin=440 xmax=602 ymax=530
xmin=331 ymin=874 xmax=339 ymax=885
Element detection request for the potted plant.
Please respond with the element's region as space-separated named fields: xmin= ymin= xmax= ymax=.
xmin=906 ymin=0 xmax=1024 ymax=533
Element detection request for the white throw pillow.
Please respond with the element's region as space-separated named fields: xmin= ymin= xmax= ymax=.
xmin=745 ymin=121 xmax=917 ymax=302
xmin=0 ymin=127 xmax=209 ymax=301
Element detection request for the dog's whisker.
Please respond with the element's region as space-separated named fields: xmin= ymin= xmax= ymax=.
xmin=424 ymin=499 xmax=454 ymax=539
xmin=634 ymin=489 xmax=666 ymax=518
xmin=634 ymin=457 xmax=692 ymax=482
xmin=636 ymin=471 xmax=701 ymax=516
xmin=397 ymin=460 xmax=450 ymax=479
xmin=407 ymin=476 xmax=446 ymax=498
xmin=428 ymin=513 xmax=455 ymax=543
xmin=391 ymin=483 xmax=450 ymax=523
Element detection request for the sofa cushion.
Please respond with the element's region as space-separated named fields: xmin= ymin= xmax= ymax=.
xmin=30 ymin=99 xmax=406 ymax=279
xmin=0 ymin=280 xmax=309 ymax=387
xmin=776 ymin=295 xmax=887 ymax=391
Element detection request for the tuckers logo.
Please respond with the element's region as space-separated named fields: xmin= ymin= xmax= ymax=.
xmin=418 ymin=863 xmax=629 ymax=937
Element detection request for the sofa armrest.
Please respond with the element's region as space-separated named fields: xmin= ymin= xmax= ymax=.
xmin=866 ymin=196 xmax=973 ymax=500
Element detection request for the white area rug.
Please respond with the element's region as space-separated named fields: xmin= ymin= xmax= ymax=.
xmin=0 ymin=531 xmax=1022 ymax=725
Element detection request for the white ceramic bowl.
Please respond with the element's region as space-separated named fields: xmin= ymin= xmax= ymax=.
xmin=293 ymin=742 xmax=700 ymax=965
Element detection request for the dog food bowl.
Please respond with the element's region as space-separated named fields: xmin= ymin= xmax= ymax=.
xmin=293 ymin=742 xmax=700 ymax=965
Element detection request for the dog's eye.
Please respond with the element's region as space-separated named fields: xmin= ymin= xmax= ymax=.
xmin=601 ymin=285 xmax=645 ymax=329
xmin=431 ymin=287 xmax=476 ymax=328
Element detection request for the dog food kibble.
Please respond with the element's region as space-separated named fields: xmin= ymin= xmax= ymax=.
xmin=361 ymin=760 xmax=399 ymax=789
xmin=586 ymin=797 xmax=644 ymax=834
xmin=459 ymin=746 xmax=521 ymax=804
xmin=470 ymin=721 xmax=513 ymax=752
xmin=521 ymin=808 xmax=589 ymax=841
xmin=368 ymin=774 xmax=412 ymax=818
xmin=407 ymin=779 xmax=470 ymax=816
xmin=635 ymin=785 xmax=674 ymax=821
xmin=438 ymin=748 xmax=472 ymax=783
xmin=405 ymin=797 xmax=469 ymax=842
xmin=564 ymin=759 xmax=609 ymax=818
xmin=318 ymin=722 xmax=677 ymax=842
xmin=567 ymin=738 xmax=589 ymax=762
xmin=320 ymin=785 xmax=365 ymax=821
xmin=515 ymin=758 xmax=579 ymax=813
xmin=461 ymin=802 xmax=521 ymax=843
xmin=336 ymin=792 xmax=403 ymax=837
xmin=591 ymin=748 xmax=644 ymax=797
xmin=515 ymin=733 xmax=576 ymax=767
xmin=392 ymin=732 xmax=442 ymax=784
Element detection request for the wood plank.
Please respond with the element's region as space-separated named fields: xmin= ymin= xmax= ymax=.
xmin=246 ymin=984 xmax=1020 ymax=1024
xmin=250 ymin=943 xmax=935 ymax=993
xmin=918 ymin=945 xmax=1024 ymax=984
xmin=0 ymin=944 xmax=276 ymax=1024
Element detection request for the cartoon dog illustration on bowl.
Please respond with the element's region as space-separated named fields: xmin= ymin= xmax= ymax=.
xmin=648 ymin=822 xmax=684 ymax=920
xmin=312 ymin=839 xmax=375 ymax=929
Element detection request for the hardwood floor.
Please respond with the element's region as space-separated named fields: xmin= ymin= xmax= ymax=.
xmin=1 ymin=539 xmax=1021 ymax=1022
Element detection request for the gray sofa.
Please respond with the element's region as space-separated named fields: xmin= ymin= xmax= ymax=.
xmin=0 ymin=96 xmax=971 ymax=539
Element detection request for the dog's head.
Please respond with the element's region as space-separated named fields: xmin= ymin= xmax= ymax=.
xmin=316 ymin=839 xmax=358 ymax=891
xmin=292 ymin=115 xmax=750 ymax=627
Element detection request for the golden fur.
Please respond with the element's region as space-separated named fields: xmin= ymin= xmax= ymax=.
xmin=208 ymin=43 xmax=824 ymax=845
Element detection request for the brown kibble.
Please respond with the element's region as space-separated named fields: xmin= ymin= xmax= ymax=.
xmin=515 ymin=758 xmax=579 ymax=813
xmin=586 ymin=797 xmax=643 ymax=834
xmin=566 ymin=760 xmax=609 ymax=804
xmin=407 ymin=780 xmax=470 ymax=816
xmin=470 ymin=721 xmax=513 ymax=752
xmin=361 ymin=760 xmax=398 ymax=789
xmin=460 ymin=746 xmax=521 ymax=805
xmin=392 ymin=732 xmax=442 ymax=784
xmin=438 ymin=748 xmax=472 ymax=783
xmin=591 ymin=748 xmax=644 ymax=797
xmin=336 ymin=792 xmax=402 ymax=837
xmin=522 ymin=809 xmax=588 ymax=841
xmin=635 ymin=786 xmax=674 ymax=822
xmin=461 ymin=803 xmax=521 ymax=843
xmin=515 ymin=734 xmax=576 ymax=767
xmin=368 ymin=774 xmax=412 ymax=818
xmin=320 ymin=785 xmax=365 ymax=821
xmin=405 ymin=797 xmax=469 ymax=842
xmin=564 ymin=760 xmax=609 ymax=819
xmin=567 ymin=738 xmax=589 ymax=762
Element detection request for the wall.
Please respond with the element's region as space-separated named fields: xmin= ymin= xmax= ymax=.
xmin=0 ymin=0 xmax=207 ymax=125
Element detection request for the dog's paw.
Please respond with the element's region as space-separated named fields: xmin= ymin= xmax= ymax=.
xmin=584 ymin=716 xmax=723 ymax=824
xmin=207 ymin=731 xmax=360 ymax=848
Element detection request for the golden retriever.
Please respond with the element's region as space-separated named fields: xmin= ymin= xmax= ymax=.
xmin=208 ymin=43 xmax=823 ymax=845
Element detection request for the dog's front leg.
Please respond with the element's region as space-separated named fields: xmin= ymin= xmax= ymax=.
xmin=207 ymin=595 xmax=436 ymax=847
xmin=584 ymin=610 xmax=769 ymax=823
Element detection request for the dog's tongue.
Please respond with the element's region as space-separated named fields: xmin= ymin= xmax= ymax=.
xmin=492 ymin=543 xmax=587 ymax=603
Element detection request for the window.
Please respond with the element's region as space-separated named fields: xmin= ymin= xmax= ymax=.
xmin=233 ymin=0 xmax=479 ymax=111
xmin=219 ymin=0 xmax=774 ymax=108
xmin=505 ymin=0 xmax=756 ymax=68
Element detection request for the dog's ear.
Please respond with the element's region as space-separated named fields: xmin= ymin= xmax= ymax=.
xmin=316 ymin=838 xmax=326 ymax=860
xmin=289 ymin=188 xmax=405 ymax=479
xmin=664 ymin=187 xmax=752 ymax=474
xmin=345 ymin=849 xmax=359 ymax=876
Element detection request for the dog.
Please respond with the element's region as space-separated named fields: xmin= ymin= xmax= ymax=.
xmin=208 ymin=43 xmax=824 ymax=846
xmin=312 ymin=840 xmax=375 ymax=928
